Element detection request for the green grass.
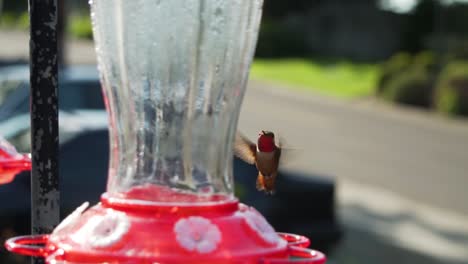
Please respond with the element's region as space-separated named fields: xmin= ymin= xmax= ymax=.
xmin=0 ymin=11 xmax=93 ymax=40
xmin=68 ymin=14 xmax=93 ymax=39
xmin=251 ymin=59 xmax=380 ymax=98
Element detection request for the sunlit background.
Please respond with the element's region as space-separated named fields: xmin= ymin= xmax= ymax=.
xmin=0 ymin=0 xmax=468 ymax=263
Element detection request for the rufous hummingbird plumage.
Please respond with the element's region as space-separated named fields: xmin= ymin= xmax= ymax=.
xmin=234 ymin=130 xmax=282 ymax=194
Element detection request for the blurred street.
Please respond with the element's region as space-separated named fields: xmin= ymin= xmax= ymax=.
xmin=1 ymin=30 xmax=468 ymax=264
xmin=241 ymin=81 xmax=468 ymax=263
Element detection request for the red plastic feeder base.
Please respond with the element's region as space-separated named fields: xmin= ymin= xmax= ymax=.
xmin=5 ymin=184 xmax=326 ymax=263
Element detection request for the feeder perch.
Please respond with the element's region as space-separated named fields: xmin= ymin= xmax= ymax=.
xmin=0 ymin=136 xmax=31 ymax=185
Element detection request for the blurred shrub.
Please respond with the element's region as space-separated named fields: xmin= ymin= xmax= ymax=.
xmin=378 ymin=51 xmax=437 ymax=107
xmin=0 ymin=12 xmax=17 ymax=27
xmin=377 ymin=52 xmax=412 ymax=94
xmin=0 ymin=11 xmax=28 ymax=30
xmin=413 ymin=51 xmax=437 ymax=69
xmin=433 ymin=61 xmax=468 ymax=116
xmin=381 ymin=67 xmax=432 ymax=107
xmin=17 ymin=12 xmax=29 ymax=30
xmin=68 ymin=15 xmax=93 ymax=40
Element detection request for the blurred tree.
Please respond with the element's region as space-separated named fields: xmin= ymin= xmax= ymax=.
xmin=433 ymin=61 xmax=468 ymax=116
xmin=1 ymin=0 xmax=26 ymax=14
xmin=401 ymin=0 xmax=440 ymax=53
xmin=378 ymin=51 xmax=438 ymax=107
xmin=257 ymin=0 xmax=397 ymax=59
xmin=262 ymin=0 xmax=324 ymax=19
xmin=441 ymin=3 xmax=468 ymax=36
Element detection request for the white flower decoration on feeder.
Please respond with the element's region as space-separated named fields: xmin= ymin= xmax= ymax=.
xmin=89 ymin=211 xmax=130 ymax=247
xmin=53 ymin=202 xmax=89 ymax=234
xmin=236 ymin=207 xmax=282 ymax=245
xmin=174 ymin=216 xmax=222 ymax=254
xmin=85 ymin=210 xmax=131 ymax=248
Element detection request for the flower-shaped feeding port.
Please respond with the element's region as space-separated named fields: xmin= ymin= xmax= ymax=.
xmin=5 ymin=0 xmax=326 ymax=263
xmin=174 ymin=216 xmax=222 ymax=254
xmin=236 ymin=206 xmax=285 ymax=246
xmin=52 ymin=202 xmax=90 ymax=235
xmin=67 ymin=210 xmax=131 ymax=249
xmin=0 ymin=136 xmax=31 ymax=185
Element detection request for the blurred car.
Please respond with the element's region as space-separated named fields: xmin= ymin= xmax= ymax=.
xmin=0 ymin=65 xmax=110 ymax=264
xmin=0 ymin=64 xmax=342 ymax=256
xmin=0 ymin=65 xmax=105 ymax=123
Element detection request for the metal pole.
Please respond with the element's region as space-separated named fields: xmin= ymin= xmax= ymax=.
xmin=29 ymin=0 xmax=60 ymax=263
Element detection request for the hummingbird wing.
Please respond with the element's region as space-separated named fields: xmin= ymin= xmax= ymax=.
xmin=234 ymin=132 xmax=257 ymax=165
xmin=277 ymin=135 xmax=301 ymax=166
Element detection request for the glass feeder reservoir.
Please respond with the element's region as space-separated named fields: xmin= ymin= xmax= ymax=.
xmin=5 ymin=1 xmax=326 ymax=263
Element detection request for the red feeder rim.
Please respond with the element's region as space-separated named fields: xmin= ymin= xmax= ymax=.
xmin=5 ymin=234 xmax=326 ymax=263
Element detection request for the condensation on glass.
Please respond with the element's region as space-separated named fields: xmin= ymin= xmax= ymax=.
xmin=90 ymin=0 xmax=263 ymax=202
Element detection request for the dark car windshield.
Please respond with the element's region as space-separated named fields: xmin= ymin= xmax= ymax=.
xmin=60 ymin=81 xmax=105 ymax=110
xmin=0 ymin=80 xmax=26 ymax=107
xmin=0 ymin=79 xmax=105 ymax=122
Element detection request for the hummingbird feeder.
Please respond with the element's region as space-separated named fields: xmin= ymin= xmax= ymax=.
xmin=5 ymin=0 xmax=326 ymax=263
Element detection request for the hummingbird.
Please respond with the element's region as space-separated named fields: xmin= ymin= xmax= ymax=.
xmin=234 ymin=130 xmax=282 ymax=194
